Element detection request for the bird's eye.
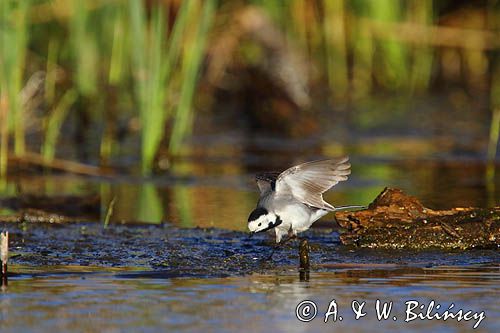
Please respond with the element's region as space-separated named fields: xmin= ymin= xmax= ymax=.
xmin=258 ymin=222 xmax=262 ymax=226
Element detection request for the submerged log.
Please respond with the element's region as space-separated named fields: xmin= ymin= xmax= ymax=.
xmin=335 ymin=188 xmax=499 ymax=250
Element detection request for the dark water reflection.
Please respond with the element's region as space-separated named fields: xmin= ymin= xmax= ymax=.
xmin=1 ymin=155 xmax=497 ymax=228
xmin=2 ymin=94 xmax=498 ymax=225
xmin=1 ymin=265 xmax=498 ymax=332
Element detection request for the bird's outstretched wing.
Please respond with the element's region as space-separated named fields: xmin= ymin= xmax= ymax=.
xmin=255 ymin=171 xmax=281 ymax=194
xmin=275 ymin=157 xmax=351 ymax=210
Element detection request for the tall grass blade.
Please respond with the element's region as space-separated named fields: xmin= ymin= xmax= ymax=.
xmin=108 ymin=5 xmax=127 ymax=86
xmin=0 ymin=90 xmax=8 ymax=179
xmin=367 ymin=0 xmax=408 ymax=90
xmin=163 ymin=0 xmax=193 ymax=85
xmin=169 ymin=0 xmax=216 ymax=154
xmin=408 ymin=0 xmax=434 ymax=93
xmin=0 ymin=0 xmax=30 ymax=157
xmin=42 ymin=89 xmax=78 ymax=161
xmin=45 ymin=39 xmax=59 ymax=105
xmin=323 ymin=0 xmax=349 ymax=99
xmin=103 ymin=196 xmax=116 ymax=229
xmin=486 ymin=108 xmax=500 ymax=206
xmin=129 ymin=1 xmax=177 ymax=174
xmin=351 ymin=13 xmax=374 ymax=98
xmin=69 ymin=0 xmax=97 ymax=96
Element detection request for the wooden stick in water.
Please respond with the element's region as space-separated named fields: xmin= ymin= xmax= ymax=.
xmin=1 ymin=231 xmax=8 ymax=277
xmin=299 ymin=238 xmax=310 ymax=281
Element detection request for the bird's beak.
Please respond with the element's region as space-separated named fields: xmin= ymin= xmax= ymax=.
xmin=248 ymin=218 xmax=283 ymax=237
xmin=254 ymin=223 xmax=278 ymax=234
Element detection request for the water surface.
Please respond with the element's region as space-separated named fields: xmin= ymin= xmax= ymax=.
xmin=1 ymin=264 xmax=498 ymax=332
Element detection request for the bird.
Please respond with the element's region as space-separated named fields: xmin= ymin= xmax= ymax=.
xmin=247 ymin=157 xmax=362 ymax=243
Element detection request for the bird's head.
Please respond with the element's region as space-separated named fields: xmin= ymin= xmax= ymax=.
xmin=247 ymin=207 xmax=282 ymax=234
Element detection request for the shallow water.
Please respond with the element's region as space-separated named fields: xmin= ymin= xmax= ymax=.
xmin=1 ymin=220 xmax=499 ymax=332
xmin=1 ymin=264 xmax=498 ymax=332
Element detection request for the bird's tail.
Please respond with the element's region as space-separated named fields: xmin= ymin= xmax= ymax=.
xmin=333 ymin=205 xmax=366 ymax=212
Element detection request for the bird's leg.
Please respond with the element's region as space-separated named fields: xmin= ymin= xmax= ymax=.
xmin=265 ymin=233 xmax=297 ymax=260
xmin=281 ymin=233 xmax=298 ymax=246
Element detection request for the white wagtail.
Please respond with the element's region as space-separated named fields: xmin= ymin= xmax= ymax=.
xmin=248 ymin=157 xmax=363 ymax=242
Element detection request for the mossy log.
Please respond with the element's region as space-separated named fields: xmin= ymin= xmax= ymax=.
xmin=335 ymin=188 xmax=499 ymax=250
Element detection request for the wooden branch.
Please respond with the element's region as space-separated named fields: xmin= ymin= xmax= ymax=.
xmin=359 ymin=18 xmax=500 ymax=50
xmin=335 ymin=188 xmax=499 ymax=250
xmin=9 ymin=152 xmax=112 ymax=176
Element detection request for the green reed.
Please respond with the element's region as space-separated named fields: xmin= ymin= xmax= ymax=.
xmin=350 ymin=3 xmax=374 ymax=98
xmin=0 ymin=0 xmax=30 ymax=175
xmin=169 ymin=0 xmax=216 ymax=154
xmin=0 ymin=0 xmax=218 ymax=175
xmin=253 ymin=0 xmax=422 ymax=97
xmin=129 ymin=0 xmax=215 ymax=173
xmin=69 ymin=0 xmax=98 ymax=97
xmin=322 ymin=0 xmax=349 ymax=100
xmin=42 ymin=89 xmax=78 ymax=162
xmin=368 ymin=0 xmax=409 ymax=90
xmin=408 ymin=0 xmax=433 ymax=93
xmin=128 ymin=0 xmax=168 ymax=174
xmin=103 ymin=195 xmax=116 ymax=228
xmin=486 ymin=108 xmax=499 ymax=206
xmin=108 ymin=6 xmax=127 ymax=86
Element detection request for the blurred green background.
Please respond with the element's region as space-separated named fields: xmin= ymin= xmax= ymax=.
xmin=0 ymin=0 xmax=498 ymax=225
xmin=1 ymin=0 xmax=498 ymax=171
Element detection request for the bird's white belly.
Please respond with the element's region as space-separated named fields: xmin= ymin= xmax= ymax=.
xmin=276 ymin=204 xmax=328 ymax=233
